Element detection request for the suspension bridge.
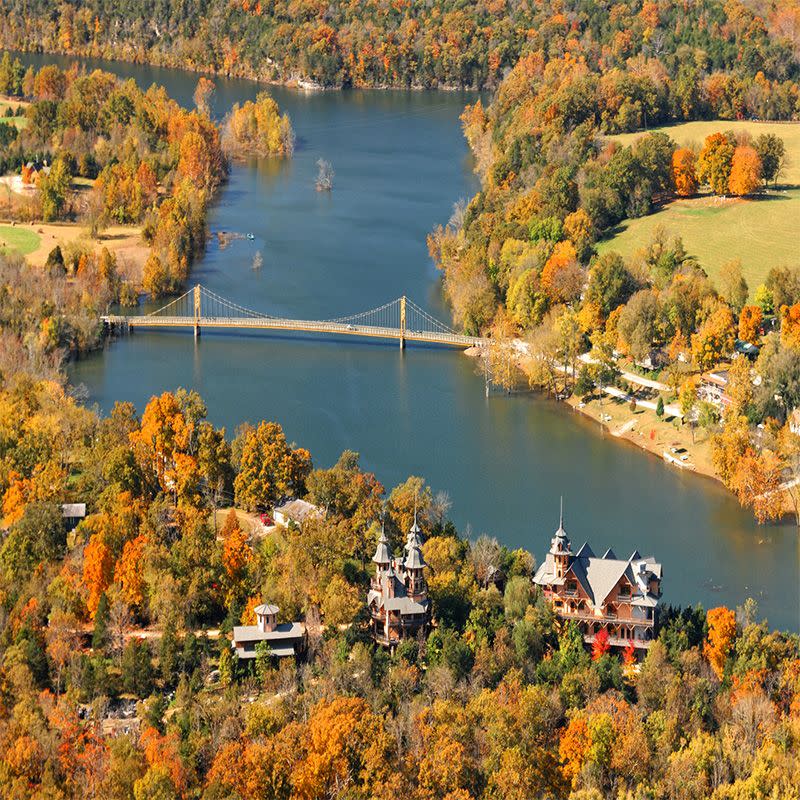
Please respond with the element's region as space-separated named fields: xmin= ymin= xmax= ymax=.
xmin=102 ymin=285 xmax=484 ymax=349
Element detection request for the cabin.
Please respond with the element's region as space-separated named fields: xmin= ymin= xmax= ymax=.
xmin=534 ymin=505 xmax=662 ymax=651
xmin=367 ymin=515 xmax=430 ymax=649
xmin=272 ymin=498 xmax=324 ymax=529
xmin=61 ymin=503 xmax=86 ymax=531
xmin=230 ymin=603 xmax=306 ymax=660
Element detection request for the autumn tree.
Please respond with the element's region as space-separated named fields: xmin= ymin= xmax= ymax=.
xmin=780 ymin=303 xmax=800 ymax=350
xmin=728 ymin=145 xmax=762 ymax=196
xmin=591 ymin=628 xmax=610 ymax=660
xmin=233 ymin=421 xmax=311 ymax=511
xmin=193 ymin=76 xmax=215 ymax=116
xmin=83 ymin=533 xmax=114 ymax=619
xmin=221 ymin=510 xmax=251 ymax=608
xmin=704 ymin=606 xmax=737 ymax=679
xmin=691 ymin=302 xmax=735 ymax=371
xmin=697 ymin=132 xmax=735 ymax=195
xmin=730 ymin=448 xmax=784 ymax=523
xmin=717 ymin=259 xmax=748 ymax=313
xmin=540 ymin=241 xmax=582 ymax=304
xmin=672 ymin=147 xmax=697 ymax=196
xmin=226 ymin=92 xmax=294 ymax=156
xmin=711 ymin=415 xmax=752 ymax=487
xmin=738 ymin=305 xmax=763 ymax=345
xmin=114 ymin=534 xmax=146 ymax=608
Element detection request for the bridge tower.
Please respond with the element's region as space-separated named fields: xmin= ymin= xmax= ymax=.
xmin=193 ymin=285 xmax=201 ymax=338
xmin=399 ymin=295 xmax=406 ymax=350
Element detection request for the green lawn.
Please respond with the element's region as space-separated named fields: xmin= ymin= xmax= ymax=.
xmin=599 ymin=120 xmax=800 ymax=293
xmin=0 ymin=225 xmax=40 ymax=256
xmin=0 ymin=100 xmax=27 ymax=130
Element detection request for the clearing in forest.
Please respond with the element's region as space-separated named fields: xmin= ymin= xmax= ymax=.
xmin=598 ymin=120 xmax=800 ymax=293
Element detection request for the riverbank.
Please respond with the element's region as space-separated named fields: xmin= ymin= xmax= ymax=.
xmin=2 ymin=45 xmax=482 ymax=93
xmin=563 ymin=390 xmax=717 ymax=481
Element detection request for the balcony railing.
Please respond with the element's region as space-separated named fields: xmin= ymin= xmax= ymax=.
xmin=558 ymin=608 xmax=654 ymax=627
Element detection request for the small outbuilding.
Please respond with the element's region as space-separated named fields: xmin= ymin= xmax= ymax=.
xmin=61 ymin=503 xmax=86 ymax=531
xmin=231 ymin=603 xmax=306 ymax=660
xmin=272 ymin=498 xmax=324 ymax=529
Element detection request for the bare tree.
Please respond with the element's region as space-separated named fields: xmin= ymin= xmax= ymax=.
xmin=470 ymin=534 xmax=502 ymax=588
xmin=430 ymin=491 xmax=452 ymax=528
xmin=108 ymin=597 xmax=132 ymax=665
xmin=315 ymin=159 xmax=334 ymax=192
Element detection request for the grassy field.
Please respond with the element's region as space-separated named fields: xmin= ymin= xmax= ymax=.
xmin=0 ymin=99 xmax=28 ymax=130
xmin=0 ymin=225 xmax=40 ymax=256
xmin=599 ymin=121 xmax=800 ymax=293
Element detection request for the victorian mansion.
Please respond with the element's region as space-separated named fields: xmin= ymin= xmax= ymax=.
xmin=368 ymin=514 xmax=430 ymax=648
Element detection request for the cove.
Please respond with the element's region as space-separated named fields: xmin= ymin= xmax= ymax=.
xmin=15 ymin=52 xmax=798 ymax=631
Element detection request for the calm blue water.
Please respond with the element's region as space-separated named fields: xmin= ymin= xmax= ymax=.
xmin=16 ymin=53 xmax=797 ymax=630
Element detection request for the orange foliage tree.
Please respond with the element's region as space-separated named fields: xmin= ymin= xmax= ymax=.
xmin=114 ymin=534 xmax=146 ymax=608
xmin=540 ymin=240 xmax=581 ymax=304
xmin=728 ymin=145 xmax=762 ymax=196
xmin=129 ymin=392 xmax=193 ymax=494
xmin=221 ymin=511 xmax=250 ymax=577
xmin=780 ymin=303 xmax=800 ymax=349
xmin=738 ymin=304 xmax=763 ymax=345
xmin=672 ymin=147 xmax=697 ymax=196
xmin=558 ymin=713 xmax=590 ymax=789
xmin=82 ymin=533 xmax=113 ymax=619
xmin=691 ymin=303 xmax=735 ymax=371
xmin=704 ymin=606 xmax=737 ymax=679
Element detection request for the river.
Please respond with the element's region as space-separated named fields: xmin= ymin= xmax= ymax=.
xmin=16 ymin=53 xmax=798 ymax=630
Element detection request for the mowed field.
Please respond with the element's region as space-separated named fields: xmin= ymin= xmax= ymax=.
xmin=598 ymin=121 xmax=800 ymax=293
xmin=0 ymin=224 xmax=39 ymax=256
xmin=0 ymin=97 xmax=28 ymax=129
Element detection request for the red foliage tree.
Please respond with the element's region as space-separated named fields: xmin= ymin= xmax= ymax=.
xmin=592 ymin=627 xmax=610 ymax=660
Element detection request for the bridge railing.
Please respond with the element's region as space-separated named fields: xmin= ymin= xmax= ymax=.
xmin=101 ymin=285 xmax=486 ymax=348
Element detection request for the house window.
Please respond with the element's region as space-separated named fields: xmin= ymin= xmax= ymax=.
xmin=618 ymin=585 xmax=631 ymax=599
xmin=565 ymin=580 xmax=577 ymax=596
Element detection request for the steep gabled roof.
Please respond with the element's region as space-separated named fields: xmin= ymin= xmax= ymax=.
xmin=574 ymin=542 xmax=595 ymax=558
xmin=584 ymin=557 xmax=629 ymax=605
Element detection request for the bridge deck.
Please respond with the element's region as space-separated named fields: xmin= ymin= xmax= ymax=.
xmin=102 ymin=315 xmax=483 ymax=348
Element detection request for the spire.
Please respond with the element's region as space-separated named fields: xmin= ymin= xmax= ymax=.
xmin=372 ymin=519 xmax=392 ymax=566
xmin=549 ymin=496 xmax=571 ymax=555
xmin=409 ymin=491 xmax=420 ymax=534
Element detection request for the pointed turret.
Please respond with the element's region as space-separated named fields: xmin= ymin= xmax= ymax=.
xmin=550 ymin=497 xmax=572 ymax=579
xmin=405 ymin=507 xmax=424 ymax=552
xmin=372 ymin=522 xmax=392 ymax=570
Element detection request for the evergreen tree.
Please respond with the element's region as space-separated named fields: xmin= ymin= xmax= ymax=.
xmin=159 ymin=621 xmax=179 ymax=686
xmin=121 ymin=639 xmax=154 ymax=697
xmin=92 ymin=592 xmax=110 ymax=651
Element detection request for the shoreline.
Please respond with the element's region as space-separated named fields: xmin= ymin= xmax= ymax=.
xmin=2 ymin=45 xmax=484 ymax=94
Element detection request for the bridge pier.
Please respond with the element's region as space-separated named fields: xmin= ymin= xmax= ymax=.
xmin=399 ymin=295 xmax=406 ymax=350
xmin=193 ymin=285 xmax=201 ymax=339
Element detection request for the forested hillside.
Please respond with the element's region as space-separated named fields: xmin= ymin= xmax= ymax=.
xmin=1 ymin=0 xmax=800 ymax=89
